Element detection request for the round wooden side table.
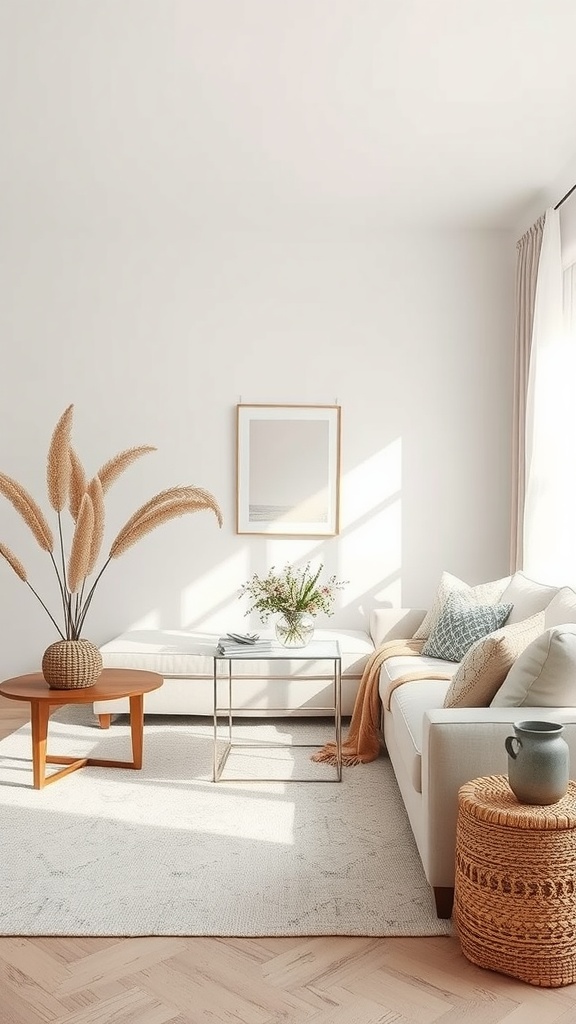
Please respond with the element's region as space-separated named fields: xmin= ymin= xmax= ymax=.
xmin=455 ymin=774 xmax=576 ymax=987
xmin=0 ymin=668 xmax=163 ymax=790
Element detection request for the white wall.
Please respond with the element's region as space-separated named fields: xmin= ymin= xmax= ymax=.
xmin=0 ymin=225 xmax=515 ymax=677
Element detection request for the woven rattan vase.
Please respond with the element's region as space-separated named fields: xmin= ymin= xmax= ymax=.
xmin=41 ymin=639 xmax=103 ymax=690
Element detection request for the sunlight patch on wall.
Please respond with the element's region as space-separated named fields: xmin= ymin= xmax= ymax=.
xmin=339 ymin=438 xmax=402 ymax=610
xmin=180 ymin=550 xmax=254 ymax=631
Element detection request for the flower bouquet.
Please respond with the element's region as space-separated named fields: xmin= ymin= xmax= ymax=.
xmin=239 ymin=562 xmax=347 ymax=647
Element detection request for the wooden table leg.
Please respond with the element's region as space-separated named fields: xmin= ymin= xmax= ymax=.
xmin=129 ymin=693 xmax=144 ymax=769
xmin=30 ymin=700 xmax=50 ymax=790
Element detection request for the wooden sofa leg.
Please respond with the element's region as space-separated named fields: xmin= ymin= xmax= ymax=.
xmin=433 ymin=886 xmax=454 ymax=919
xmin=98 ymin=714 xmax=112 ymax=729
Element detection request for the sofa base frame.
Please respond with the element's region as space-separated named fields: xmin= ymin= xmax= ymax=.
xmin=434 ymin=886 xmax=454 ymax=919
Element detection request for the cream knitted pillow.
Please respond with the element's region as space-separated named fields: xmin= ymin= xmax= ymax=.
xmin=443 ymin=611 xmax=545 ymax=708
xmin=414 ymin=571 xmax=511 ymax=640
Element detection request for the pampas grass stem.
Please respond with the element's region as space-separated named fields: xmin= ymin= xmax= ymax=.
xmin=0 ymin=543 xmax=66 ymax=640
xmin=25 ymin=581 xmax=66 ymax=640
xmin=48 ymin=548 xmax=71 ymax=636
xmin=47 ymin=404 xmax=73 ymax=512
xmin=56 ymin=514 xmax=71 ymax=635
xmin=75 ymin=556 xmax=111 ymax=636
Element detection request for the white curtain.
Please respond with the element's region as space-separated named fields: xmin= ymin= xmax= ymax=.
xmin=510 ymin=215 xmax=545 ymax=570
xmin=523 ymin=207 xmax=576 ymax=585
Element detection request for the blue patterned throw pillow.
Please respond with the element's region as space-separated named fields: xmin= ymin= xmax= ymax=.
xmin=421 ymin=594 xmax=513 ymax=662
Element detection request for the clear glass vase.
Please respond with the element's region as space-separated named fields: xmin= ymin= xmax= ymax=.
xmin=275 ymin=611 xmax=315 ymax=648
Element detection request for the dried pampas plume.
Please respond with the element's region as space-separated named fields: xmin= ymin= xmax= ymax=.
xmin=47 ymin=404 xmax=74 ymax=512
xmin=110 ymin=491 xmax=222 ymax=559
xmin=98 ymin=446 xmax=156 ymax=494
xmin=86 ymin=476 xmax=105 ymax=577
xmin=0 ymin=405 xmax=223 ymax=641
xmin=0 ymin=541 xmax=27 ymax=582
xmin=68 ymin=493 xmax=95 ymax=594
xmin=69 ymin=448 xmax=87 ymax=521
xmin=110 ymin=485 xmax=222 ymax=554
xmin=0 ymin=473 xmax=53 ymax=552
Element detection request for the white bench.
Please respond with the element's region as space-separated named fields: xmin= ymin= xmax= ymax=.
xmin=94 ymin=627 xmax=375 ymax=726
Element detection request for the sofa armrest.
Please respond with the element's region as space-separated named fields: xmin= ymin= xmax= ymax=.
xmin=421 ymin=706 xmax=576 ymax=888
xmin=369 ymin=608 xmax=426 ymax=647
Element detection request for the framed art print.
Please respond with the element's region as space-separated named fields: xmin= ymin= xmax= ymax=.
xmin=236 ymin=404 xmax=341 ymax=536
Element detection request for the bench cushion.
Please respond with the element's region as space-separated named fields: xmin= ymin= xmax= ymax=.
xmin=96 ymin=627 xmax=375 ymax=718
xmin=99 ymin=628 xmax=373 ymax=677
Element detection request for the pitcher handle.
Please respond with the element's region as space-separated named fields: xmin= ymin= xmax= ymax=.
xmin=505 ymin=735 xmax=521 ymax=759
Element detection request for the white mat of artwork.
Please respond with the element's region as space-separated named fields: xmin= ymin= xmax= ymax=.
xmin=0 ymin=710 xmax=452 ymax=937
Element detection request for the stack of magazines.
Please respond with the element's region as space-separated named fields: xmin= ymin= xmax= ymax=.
xmin=216 ymin=633 xmax=276 ymax=656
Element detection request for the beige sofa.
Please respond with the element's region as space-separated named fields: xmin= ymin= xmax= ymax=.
xmin=371 ymin=572 xmax=576 ymax=918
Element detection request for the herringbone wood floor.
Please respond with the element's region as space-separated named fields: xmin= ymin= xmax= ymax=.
xmin=2 ymin=695 xmax=576 ymax=1023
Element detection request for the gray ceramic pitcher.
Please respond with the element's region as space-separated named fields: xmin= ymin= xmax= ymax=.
xmin=505 ymin=720 xmax=569 ymax=805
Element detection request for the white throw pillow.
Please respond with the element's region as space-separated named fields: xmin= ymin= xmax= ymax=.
xmin=498 ymin=571 xmax=558 ymax=624
xmin=491 ymin=625 xmax=576 ymax=707
xmin=443 ymin=612 xmax=545 ymax=708
xmin=413 ymin=570 xmax=511 ymax=640
xmin=544 ymin=587 xmax=576 ymax=629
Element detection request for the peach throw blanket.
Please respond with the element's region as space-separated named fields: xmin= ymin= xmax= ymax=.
xmin=311 ymin=638 xmax=451 ymax=767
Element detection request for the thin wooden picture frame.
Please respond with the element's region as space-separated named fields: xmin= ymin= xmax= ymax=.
xmin=236 ymin=404 xmax=341 ymax=536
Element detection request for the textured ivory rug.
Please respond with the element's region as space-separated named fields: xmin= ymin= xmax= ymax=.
xmin=0 ymin=709 xmax=452 ymax=937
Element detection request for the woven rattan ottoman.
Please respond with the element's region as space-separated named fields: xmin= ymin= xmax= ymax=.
xmin=455 ymin=774 xmax=576 ymax=987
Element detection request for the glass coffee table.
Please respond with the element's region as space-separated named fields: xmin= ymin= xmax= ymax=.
xmin=213 ymin=640 xmax=342 ymax=782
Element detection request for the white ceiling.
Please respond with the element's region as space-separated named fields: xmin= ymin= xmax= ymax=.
xmin=2 ymin=0 xmax=576 ymax=231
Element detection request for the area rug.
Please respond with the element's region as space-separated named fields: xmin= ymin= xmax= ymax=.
xmin=0 ymin=710 xmax=452 ymax=937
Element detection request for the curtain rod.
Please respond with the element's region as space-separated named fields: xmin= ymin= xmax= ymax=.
xmin=554 ymin=182 xmax=576 ymax=210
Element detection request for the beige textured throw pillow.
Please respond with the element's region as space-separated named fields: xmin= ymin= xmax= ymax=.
xmin=413 ymin=570 xmax=511 ymax=640
xmin=443 ymin=611 xmax=545 ymax=708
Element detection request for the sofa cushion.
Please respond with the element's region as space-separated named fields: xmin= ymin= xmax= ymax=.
xmin=499 ymin=571 xmax=558 ymax=624
xmin=421 ymin=595 xmax=513 ymax=662
xmin=443 ymin=611 xmax=545 ymax=708
xmin=544 ymin=587 xmax=576 ymax=629
xmin=413 ymin=571 xmax=511 ymax=640
xmin=491 ymin=625 xmax=576 ymax=707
